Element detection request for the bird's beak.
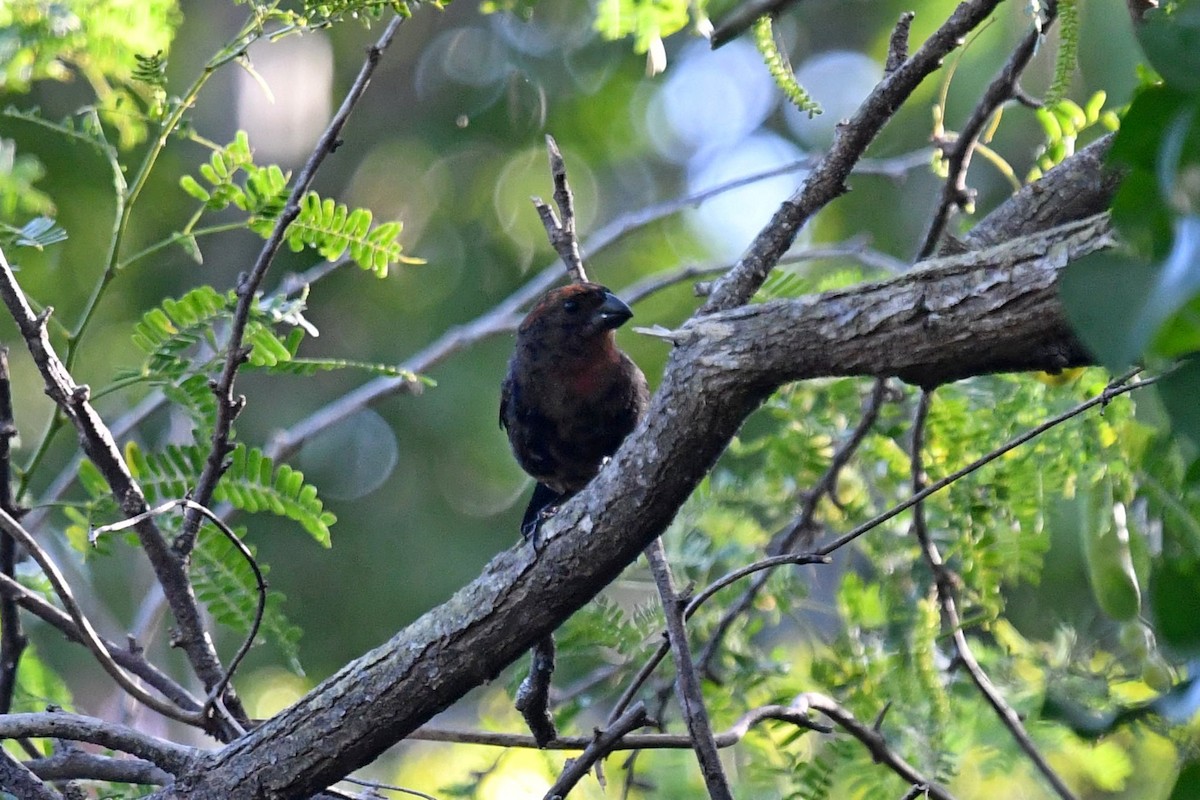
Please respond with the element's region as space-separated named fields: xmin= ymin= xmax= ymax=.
xmin=596 ymin=291 xmax=634 ymax=329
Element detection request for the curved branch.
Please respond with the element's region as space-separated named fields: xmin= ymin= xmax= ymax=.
xmin=153 ymin=210 xmax=1113 ymax=799
xmin=181 ymin=12 xmax=408 ymax=556
xmin=0 ymin=712 xmax=196 ymax=775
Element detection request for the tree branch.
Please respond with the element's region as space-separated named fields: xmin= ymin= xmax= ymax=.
xmin=150 ymin=206 xmax=1113 ymax=799
xmin=645 ymin=539 xmax=731 ymax=799
xmin=0 ymin=711 xmax=195 ymax=775
xmin=703 ymin=0 xmax=1007 ymax=312
xmin=179 ymin=13 xmax=408 ymax=557
xmin=918 ymin=3 xmax=1057 ymax=259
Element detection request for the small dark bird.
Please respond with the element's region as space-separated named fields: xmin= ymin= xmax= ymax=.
xmin=501 ymin=282 xmax=649 ymax=541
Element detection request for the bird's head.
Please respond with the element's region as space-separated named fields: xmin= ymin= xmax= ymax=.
xmin=518 ymin=283 xmax=634 ymax=348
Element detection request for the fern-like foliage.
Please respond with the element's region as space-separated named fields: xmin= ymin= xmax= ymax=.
xmin=274 ymin=192 xmax=404 ymax=277
xmin=752 ymin=16 xmax=821 ymax=117
xmin=304 ymin=0 xmax=419 ymax=21
xmin=181 ymin=132 xmax=410 ymax=276
xmin=125 ymin=442 xmax=335 ymax=546
xmin=220 ymin=445 xmax=336 ymax=546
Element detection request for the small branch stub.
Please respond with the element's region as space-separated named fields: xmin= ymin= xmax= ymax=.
xmin=532 ymin=135 xmax=589 ymax=284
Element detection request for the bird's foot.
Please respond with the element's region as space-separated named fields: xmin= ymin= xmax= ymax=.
xmin=521 ymin=505 xmax=560 ymax=552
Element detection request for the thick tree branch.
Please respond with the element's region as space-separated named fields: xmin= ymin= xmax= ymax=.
xmin=150 ymin=206 xmax=1112 ymax=798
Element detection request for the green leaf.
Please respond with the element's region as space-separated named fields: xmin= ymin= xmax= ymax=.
xmin=1150 ymin=552 xmax=1200 ymax=654
xmin=281 ymin=192 xmax=404 ymax=276
xmin=216 ymin=446 xmax=335 ymax=546
xmin=1138 ymin=5 xmax=1200 ymax=94
xmin=1156 ymin=358 xmax=1200 ymax=449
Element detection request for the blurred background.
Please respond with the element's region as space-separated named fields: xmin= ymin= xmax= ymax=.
xmin=0 ymin=0 xmax=1151 ymax=794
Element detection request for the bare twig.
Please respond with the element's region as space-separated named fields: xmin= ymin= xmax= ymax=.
xmin=0 ymin=507 xmax=201 ymax=724
xmin=515 ymin=635 xmax=558 ymax=747
xmin=703 ymin=0 xmax=1007 ymax=312
xmin=533 ymin=135 xmax=588 ymax=283
xmin=909 ymin=391 xmax=1077 ymax=800
xmin=0 ymin=711 xmax=195 ymax=775
xmin=92 ymin=498 xmax=267 ymax=724
xmin=885 ymin=12 xmax=916 ymax=74
xmin=644 ymin=539 xmax=732 ymax=800
xmin=798 ymin=693 xmax=956 ymax=800
xmin=0 ymin=243 xmax=243 ymax=735
xmin=410 ymin=701 xmax=826 ymax=751
xmin=0 ymin=347 xmax=27 ymax=716
xmin=179 ymin=13 xmax=408 ymax=557
xmin=543 ymin=702 xmax=649 ymax=800
xmin=337 ymin=775 xmax=439 ymax=800
xmin=917 ymin=4 xmax=1058 ymax=259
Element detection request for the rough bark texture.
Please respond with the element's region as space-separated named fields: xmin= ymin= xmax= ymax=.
xmin=153 ymin=213 xmax=1112 ymax=800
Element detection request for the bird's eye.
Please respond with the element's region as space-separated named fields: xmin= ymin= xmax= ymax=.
xmin=562 ymin=299 xmax=579 ymax=313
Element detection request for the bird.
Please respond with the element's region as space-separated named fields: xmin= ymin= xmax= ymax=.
xmin=500 ymin=282 xmax=649 ymax=542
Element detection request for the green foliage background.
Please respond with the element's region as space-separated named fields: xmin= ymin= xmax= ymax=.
xmin=4 ymin=0 xmax=1200 ymax=798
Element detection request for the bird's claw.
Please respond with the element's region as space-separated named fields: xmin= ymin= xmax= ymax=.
xmin=521 ymin=505 xmax=559 ymax=552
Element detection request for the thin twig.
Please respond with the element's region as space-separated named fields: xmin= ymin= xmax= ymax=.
xmin=644 ymin=538 xmax=732 ymax=800
xmin=909 ymin=391 xmax=1077 ymax=800
xmin=885 ymin=12 xmax=916 ymax=74
xmin=814 ymin=369 xmax=1153 ymax=558
xmin=798 ymin=693 xmax=956 ymax=800
xmin=410 ymin=701 xmax=827 ymax=750
xmin=532 ymin=134 xmax=588 ymax=283
xmin=0 ymin=347 xmax=27 ymax=715
xmin=92 ymin=498 xmax=266 ymax=726
xmin=179 ymin=13 xmax=408 ymax=557
xmin=696 ymin=378 xmax=888 ymax=678
xmin=0 ymin=507 xmax=201 ymax=725
xmin=543 ymin=702 xmax=649 ymax=800
xmin=337 ymin=775 xmax=439 ymax=800
xmin=917 ymin=3 xmax=1058 ymax=259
